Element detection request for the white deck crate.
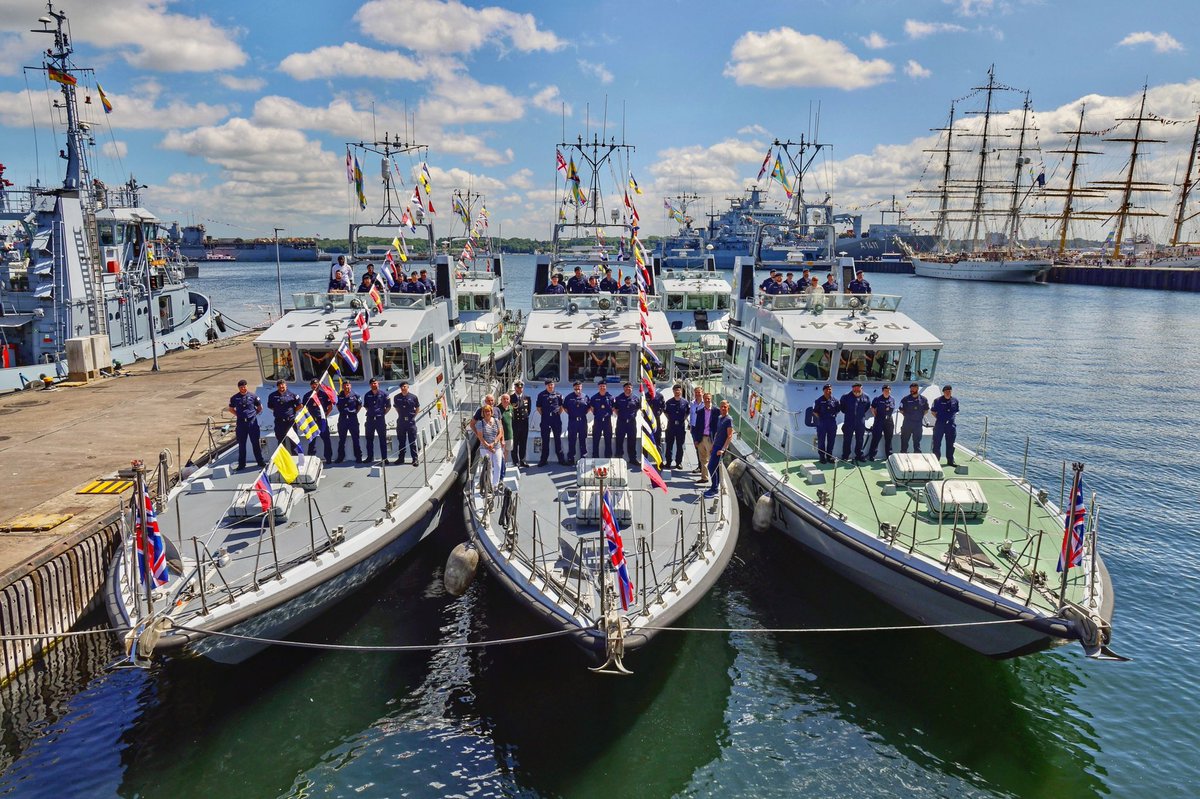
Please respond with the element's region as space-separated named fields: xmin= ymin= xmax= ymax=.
xmin=575 ymin=487 xmax=633 ymax=525
xmin=924 ymin=480 xmax=989 ymax=520
xmin=229 ymin=482 xmax=299 ymax=521
xmin=888 ymin=453 xmax=945 ymax=483
xmin=576 ymin=458 xmax=630 ymax=488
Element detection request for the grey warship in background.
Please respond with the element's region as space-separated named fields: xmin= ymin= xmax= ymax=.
xmin=168 ymin=222 xmax=321 ymax=262
xmin=0 ymin=4 xmax=219 ymax=392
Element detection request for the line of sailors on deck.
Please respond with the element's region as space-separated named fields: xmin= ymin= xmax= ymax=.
xmin=759 ymin=269 xmax=872 ymax=296
xmin=539 ymin=266 xmax=638 ymax=295
xmin=326 ymin=254 xmax=437 ymax=295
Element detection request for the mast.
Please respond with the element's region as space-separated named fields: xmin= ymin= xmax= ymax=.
xmin=1004 ymin=92 xmax=1034 ymax=248
xmin=1041 ymin=105 xmax=1104 ymax=255
xmin=774 ymin=136 xmax=829 ymax=222
xmin=346 ymin=132 xmax=430 ymax=259
xmin=965 ymin=66 xmax=999 ymax=251
xmin=31 ymin=4 xmax=89 ymax=192
xmin=1170 ymin=112 xmax=1200 ymax=247
xmin=556 ymin=132 xmax=634 ymax=250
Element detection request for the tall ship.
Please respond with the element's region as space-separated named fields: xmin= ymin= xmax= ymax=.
xmin=718 ymin=235 xmax=1117 ymax=659
xmin=168 ymin=222 xmax=321 ymax=262
xmin=463 ymin=133 xmax=739 ymax=673
xmin=105 ymin=135 xmax=477 ymax=664
xmin=907 ymin=67 xmax=1052 ymax=283
xmin=0 ymin=3 xmax=219 ymax=393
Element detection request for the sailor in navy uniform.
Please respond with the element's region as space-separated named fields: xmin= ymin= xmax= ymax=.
xmin=599 ymin=269 xmax=619 ymax=292
xmin=764 ymin=274 xmax=787 ymax=295
xmin=759 ymin=270 xmax=778 ymax=293
xmin=588 ymin=381 xmax=614 ymax=458
xmin=536 ymin=379 xmax=565 ymax=465
xmin=931 ymin=385 xmax=960 ymax=467
xmin=812 ymin=383 xmax=840 ymax=464
xmin=563 ymin=380 xmax=590 ymax=464
xmin=510 ymin=381 xmax=532 ymax=467
xmin=267 ymin=379 xmax=301 ymax=452
xmin=866 ymin=384 xmax=896 ymax=461
xmin=363 ymin=378 xmax=391 ymax=462
xmin=822 ymin=273 xmax=838 ymax=293
xmin=418 ymin=269 xmax=435 ymax=293
xmin=614 ymin=382 xmax=640 ymax=467
xmin=567 ymin=267 xmax=587 ymax=293
xmin=228 ymin=379 xmax=265 ymax=470
xmin=848 ymin=270 xmax=872 ymax=295
xmin=898 ymin=382 xmax=929 ymax=454
xmin=618 ymin=277 xmax=637 ymax=294
xmin=544 ymin=274 xmax=566 ymax=295
xmin=393 ymin=380 xmax=420 ymax=465
xmin=663 ymin=384 xmax=690 ymax=469
xmin=302 ymin=379 xmax=334 ymax=461
xmin=839 ymin=382 xmax=871 ymax=463
xmin=335 ymin=382 xmax=363 ymax=463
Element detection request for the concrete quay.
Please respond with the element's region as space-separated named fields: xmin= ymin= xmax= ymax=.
xmin=0 ymin=334 xmax=258 ymax=680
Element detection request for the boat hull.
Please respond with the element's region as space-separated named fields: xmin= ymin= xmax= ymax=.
xmin=732 ymin=455 xmax=1098 ymax=658
xmin=911 ymin=257 xmax=1051 ymax=283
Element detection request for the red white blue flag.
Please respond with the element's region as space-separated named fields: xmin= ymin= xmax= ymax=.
xmin=134 ymin=488 xmax=169 ymax=587
xmin=253 ymin=470 xmax=273 ymax=512
xmin=336 ymin=337 xmax=359 ymax=371
xmin=1056 ymin=471 xmax=1086 ymax=573
xmin=601 ymin=491 xmax=635 ymax=610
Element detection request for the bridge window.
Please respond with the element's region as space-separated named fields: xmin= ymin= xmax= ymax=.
xmin=526 ymin=347 xmax=559 ymax=382
xmin=370 ymin=346 xmax=408 ymax=381
xmin=257 ymin=346 xmax=294 ymax=382
xmin=837 ymin=349 xmax=903 ymax=382
xmin=568 ymin=349 xmax=630 ymax=383
xmin=904 ymin=349 xmax=939 ymax=382
xmin=791 ymin=348 xmax=832 ymax=381
xmin=298 ymin=348 xmax=334 ymax=382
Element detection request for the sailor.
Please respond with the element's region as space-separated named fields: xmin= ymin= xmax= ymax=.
xmin=544 ymin=273 xmax=566 ymax=295
xmin=405 ymin=273 xmax=422 ymax=293
xmin=703 ymin=400 xmax=735 ymax=499
xmin=848 ymin=270 xmax=872 ymax=295
xmin=267 ymin=379 xmax=301 ymax=452
xmin=335 ymin=381 xmax=363 ymax=463
xmin=866 ymin=384 xmax=896 ymax=461
xmin=363 ymin=263 xmax=383 ymax=289
xmin=302 ymin=379 xmax=334 ymax=461
xmin=588 ymin=380 xmax=614 ymax=457
xmin=759 ymin=270 xmax=778 ymax=293
xmin=614 ymin=382 xmax=640 ymax=467
xmin=510 ymin=380 xmax=532 ymax=467
xmin=584 ymin=276 xmax=601 ymax=294
xmin=227 ymin=379 xmax=265 ymax=470
xmin=822 ymin=272 xmax=838 ymax=293
xmin=563 ymin=380 xmax=590 ymax=464
xmin=393 ymin=380 xmax=420 ymax=465
xmin=898 ymin=382 xmax=929 ymax=453
xmin=839 ymin=382 xmax=871 ymax=463
xmin=783 ymin=272 xmax=796 ymax=293
xmin=356 ymin=274 xmax=375 ymax=293
xmin=328 ymin=270 xmax=350 ymax=292
xmin=812 ymin=383 xmax=840 ymax=464
xmin=599 ymin=268 xmax=619 ymax=292
xmin=647 ymin=385 xmax=666 ymax=455
xmin=664 ymin=384 xmax=690 ymax=470
xmin=764 ymin=273 xmax=787 ymax=295
xmin=567 ymin=266 xmax=587 ymax=293
xmin=931 ymin=385 xmax=960 ymax=467
xmin=535 ymin=379 xmax=566 ymax=465
xmin=419 ymin=269 xmax=436 ymax=293
xmin=362 ymin=377 xmax=391 ymax=462
xmin=618 ymin=276 xmax=637 ymax=294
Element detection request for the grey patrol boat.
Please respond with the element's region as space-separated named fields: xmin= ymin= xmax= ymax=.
xmin=104 ymin=138 xmax=478 ymax=664
xmin=464 ymin=135 xmax=740 ymax=673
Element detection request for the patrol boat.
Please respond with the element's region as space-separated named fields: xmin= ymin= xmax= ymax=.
xmin=718 ymin=245 xmax=1117 ymax=659
xmin=104 ymin=137 xmax=477 ymax=664
xmin=463 ymin=135 xmax=740 ymax=672
xmin=654 ymin=252 xmax=731 ymax=377
xmin=446 ymin=191 xmax=518 ymax=375
xmin=0 ymin=5 xmax=220 ymax=393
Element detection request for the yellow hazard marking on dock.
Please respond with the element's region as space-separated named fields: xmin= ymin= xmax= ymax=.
xmin=0 ymin=512 xmax=74 ymax=532
xmin=76 ymin=479 xmax=134 ymax=495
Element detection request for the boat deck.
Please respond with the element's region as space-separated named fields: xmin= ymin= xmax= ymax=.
xmin=474 ymin=451 xmax=734 ymax=629
xmin=728 ymin=415 xmax=1094 ymax=616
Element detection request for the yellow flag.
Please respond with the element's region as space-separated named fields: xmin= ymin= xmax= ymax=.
xmin=641 ymin=432 xmax=663 ymax=468
xmin=271 ymin=445 xmax=299 ymax=483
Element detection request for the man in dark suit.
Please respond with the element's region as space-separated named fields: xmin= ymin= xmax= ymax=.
xmin=690 ymin=392 xmax=719 ymax=484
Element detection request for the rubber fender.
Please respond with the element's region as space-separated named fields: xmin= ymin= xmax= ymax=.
xmin=752 ymin=493 xmax=775 ymax=533
xmin=214 ymin=312 xmax=227 ymax=333
xmin=444 ymin=542 xmax=479 ymax=597
xmin=727 ymin=458 xmax=747 ymax=489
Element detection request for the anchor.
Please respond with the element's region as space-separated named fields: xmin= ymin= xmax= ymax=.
xmin=589 ymin=607 xmax=633 ymax=676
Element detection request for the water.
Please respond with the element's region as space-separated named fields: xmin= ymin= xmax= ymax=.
xmin=2 ymin=258 xmax=1195 ymax=797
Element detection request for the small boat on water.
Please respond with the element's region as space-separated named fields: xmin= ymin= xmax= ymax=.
xmin=0 ymin=5 xmax=220 ymax=393
xmin=104 ymin=138 xmax=479 ymax=664
xmin=463 ymin=136 xmax=740 ymax=672
xmin=719 ymin=236 xmax=1116 ymax=659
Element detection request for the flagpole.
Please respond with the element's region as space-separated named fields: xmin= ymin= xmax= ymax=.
xmin=132 ymin=459 xmax=154 ymax=617
xmin=1058 ymin=462 xmax=1083 ymax=607
xmin=274 ymin=227 xmax=284 ymax=318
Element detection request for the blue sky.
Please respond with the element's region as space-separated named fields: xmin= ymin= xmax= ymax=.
xmin=1 ymin=0 xmax=1198 ymax=242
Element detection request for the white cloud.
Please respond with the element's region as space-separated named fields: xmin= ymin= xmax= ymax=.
xmin=905 ymin=60 xmax=932 ymax=79
xmin=944 ymin=0 xmax=999 ymax=16
xmin=355 ymin=0 xmax=563 ymax=54
xmin=0 ymin=0 xmax=246 ymax=72
xmin=531 ymin=85 xmax=571 ymax=116
xmin=737 ymin=124 xmax=769 ymax=136
xmin=904 ymin=19 xmax=969 ymax=39
xmin=100 ymin=140 xmax=127 ymax=159
xmin=507 ymin=168 xmax=534 ymax=190
xmin=218 ymin=75 xmax=267 ymax=92
xmin=0 ymin=81 xmax=228 ymax=130
xmin=861 ymin=32 xmax=891 ymax=49
xmin=1117 ymin=32 xmax=1184 ymax=54
xmin=724 ymin=28 xmax=893 ymax=90
xmin=418 ymin=74 xmax=524 ymax=126
xmin=425 ymin=165 xmax=507 ymax=195
xmin=578 ymin=59 xmax=614 ymax=84
xmin=279 ymin=43 xmax=428 ymax=81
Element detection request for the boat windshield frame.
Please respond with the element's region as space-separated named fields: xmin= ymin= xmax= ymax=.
xmin=758 ymin=292 xmax=903 ymax=313
xmin=531 ymin=293 xmax=660 ymax=312
xmin=292 ymin=291 xmax=434 ymax=310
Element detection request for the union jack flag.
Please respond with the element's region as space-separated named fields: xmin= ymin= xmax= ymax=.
xmin=601 ymin=491 xmax=635 ymax=610
xmin=1056 ymin=469 xmax=1087 ymax=573
xmin=134 ymin=487 xmax=169 ymax=587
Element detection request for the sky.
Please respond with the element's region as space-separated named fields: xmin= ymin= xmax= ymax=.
xmin=1 ymin=0 xmax=1199 ymax=244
